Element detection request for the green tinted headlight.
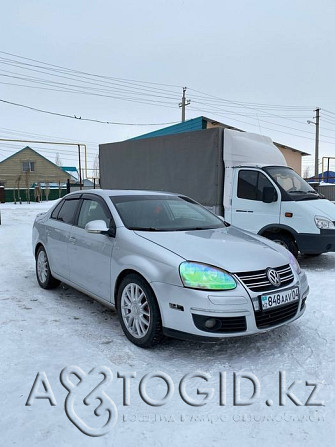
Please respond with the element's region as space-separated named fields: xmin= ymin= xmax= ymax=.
xmin=179 ymin=262 xmax=237 ymax=291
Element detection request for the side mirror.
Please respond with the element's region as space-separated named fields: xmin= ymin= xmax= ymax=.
xmin=262 ymin=186 xmax=277 ymax=203
xmin=85 ymin=220 xmax=115 ymax=237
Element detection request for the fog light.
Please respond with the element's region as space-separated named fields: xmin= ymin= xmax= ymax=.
xmin=204 ymin=318 xmax=217 ymax=329
xmin=252 ymin=297 xmax=260 ymax=311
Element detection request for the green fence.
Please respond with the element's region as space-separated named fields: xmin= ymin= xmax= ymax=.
xmin=4 ymin=188 xmax=68 ymax=203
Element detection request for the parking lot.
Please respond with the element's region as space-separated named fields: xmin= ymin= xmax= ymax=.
xmin=0 ymin=202 xmax=334 ymax=446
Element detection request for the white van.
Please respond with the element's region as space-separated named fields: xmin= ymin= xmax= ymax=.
xmin=223 ymin=130 xmax=335 ymax=256
xmin=100 ymin=127 xmax=335 ymax=257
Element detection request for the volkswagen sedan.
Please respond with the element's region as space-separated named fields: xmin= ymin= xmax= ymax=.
xmin=32 ymin=190 xmax=309 ymax=347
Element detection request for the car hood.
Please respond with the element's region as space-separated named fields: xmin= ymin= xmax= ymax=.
xmin=135 ymin=226 xmax=289 ymax=273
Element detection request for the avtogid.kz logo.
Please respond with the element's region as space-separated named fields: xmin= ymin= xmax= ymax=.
xmin=60 ymin=366 xmax=118 ymax=436
xmin=26 ymin=366 xmax=118 ymax=437
xmin=25 ymin=367 xmax=325 ymax=437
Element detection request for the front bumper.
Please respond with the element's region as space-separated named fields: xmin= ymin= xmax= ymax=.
xmin=296 ymin=230 xmax=335 ymax=254
xmin=151 ymin=270 xmax=309 ymax=341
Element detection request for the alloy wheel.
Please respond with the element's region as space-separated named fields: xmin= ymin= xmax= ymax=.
xmin=120 ymin=283 xmax=151 ymax=338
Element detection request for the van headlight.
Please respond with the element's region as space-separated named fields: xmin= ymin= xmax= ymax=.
xmin=314 ymin=216 xmax=335 ymax=229
xmin=179 ymin=262 xmax=237 ymax=290
xmin=289 ymin=252 xmax=301 ymax=275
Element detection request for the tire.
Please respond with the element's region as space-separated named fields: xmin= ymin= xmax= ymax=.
xmin=302 ymin=253 xmax=323 ymax=257
xmin=266 ymin=233 xmax=299 ymax=258
xmin=116 ymin=273 xmax=164 ymax=348
xmin=35 ymin=246 xmax=60 ymax=289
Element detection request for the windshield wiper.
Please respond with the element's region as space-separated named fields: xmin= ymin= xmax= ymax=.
xmin=181 ymin=226 xmax=220 ymax=231
xmin=288 ymin=190 xmax=318 ymax=194
xmin=130 ymin=227 xmax=161 ymax=231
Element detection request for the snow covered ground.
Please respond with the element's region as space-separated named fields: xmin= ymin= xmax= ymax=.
xmin=0 ymin=201 xmax=334 ymax=446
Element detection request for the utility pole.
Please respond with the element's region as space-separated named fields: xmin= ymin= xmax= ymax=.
xmin=307 ymin=107 xmax=320 ymax=181
xmin=78 ymin=144 xmax=82 ymax=190
xmin=314 ymin=107 xmax=320 ymax=181
xmin=179 ymin=87 xmax=190 ymax=122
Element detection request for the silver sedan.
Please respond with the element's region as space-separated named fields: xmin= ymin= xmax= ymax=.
xmin=32 ymin=189 xmax=309 ymax=347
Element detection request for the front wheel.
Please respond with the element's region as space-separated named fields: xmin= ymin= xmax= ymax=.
xmin=36 ymin=246 xmax=60 ymax=289
xmin=116 ymin=274 xmax=164 ymax=348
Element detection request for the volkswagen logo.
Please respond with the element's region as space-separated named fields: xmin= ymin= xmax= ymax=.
xmin=266 ymin=268 xmax=281 ymax=287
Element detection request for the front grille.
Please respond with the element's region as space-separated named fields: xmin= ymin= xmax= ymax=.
xmin=235 ymin=264 xmax=294 ymax=292
xmin=192 ymin=314 xmax=247 ymax=333
xmin=255 ymin=301 xmax=299 ymax=329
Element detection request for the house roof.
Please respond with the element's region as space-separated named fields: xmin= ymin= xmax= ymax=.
xmin=0 ymin=146 xmax=72 ymax=175
xmin=132 ymin=116 xmax=310 ymax=156
xmin=132 ymin=116 xmax=207 ymax=140
xmin=61 ymin=166 xmax=78 ymax=172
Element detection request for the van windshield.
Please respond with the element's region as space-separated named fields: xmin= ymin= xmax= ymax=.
xmin=264 ymin=166 xmax=320 ymax=200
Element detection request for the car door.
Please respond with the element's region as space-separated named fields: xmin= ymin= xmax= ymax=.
xmin=46 ymin=196 xmax=81 ymax=280
xmin=68 ymin=195 xmax=115 ymax=301
xmin=231 ymin=168 xmax=281 ymax=233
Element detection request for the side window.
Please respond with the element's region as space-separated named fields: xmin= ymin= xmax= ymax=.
xmin=77 ymin=199 xmax=111 ymax=229
xmin=237 ymin=171 xmax=258 ymax=200
xmin=51 ymin=200 xmax=64 ymax=219
xmin=238 ymin=170 xmax=274 ymax=201
xmin=257 ymin=172 xmax=274 ymax=200
xmin=57 ymin=199 xmax=80 ymax=224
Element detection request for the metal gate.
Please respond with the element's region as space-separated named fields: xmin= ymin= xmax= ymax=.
xmin=0 ymin=187 xmax=5 ymax=203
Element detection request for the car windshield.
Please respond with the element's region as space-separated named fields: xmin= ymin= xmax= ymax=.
xmin=264 ymin=166 xmax=320 ymax=200
xmin=110 ymin=195 xmax=225 ymax=231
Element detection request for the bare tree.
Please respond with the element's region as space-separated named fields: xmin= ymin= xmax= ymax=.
xmin=303 ymin=166 xmax=311 ymax=179
xmin=93 ymin=154 xmax=100 ymax=180
xmin=45 ymin=182 xmax=50 ymax=201
xmin=16 ymin=175 xmax=22 ymax=204
xmin=55 ymin=152 xmax=63 ymax=167
xmin=25 ymin=172 xmax=31 ymax=204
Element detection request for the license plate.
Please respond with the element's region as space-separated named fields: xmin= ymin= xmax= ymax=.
xmin=261 ymin=287 xmax=299 ymax=310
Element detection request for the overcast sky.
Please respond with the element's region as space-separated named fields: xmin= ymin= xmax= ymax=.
xmin=1 ymin=0 xmax=335 ymax=176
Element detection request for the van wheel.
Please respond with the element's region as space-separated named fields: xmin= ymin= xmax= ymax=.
xmin=266 ymin=233 xmax=299 ymax=258
xmin=302 ymin=253 xmax=322 ymax=257
xmin=116 ymin=274 xmax=164 ymax=348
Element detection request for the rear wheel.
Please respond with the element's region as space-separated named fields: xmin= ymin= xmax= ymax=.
xmin=117 ymin=274 xmax=164 ymax=347
xmin=265 ymin=233 xmax=299 ymax=258
xmin=36 ymin=246 xmax=60 ymax=289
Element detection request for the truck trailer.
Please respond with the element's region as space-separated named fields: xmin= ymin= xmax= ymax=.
xmin=99 ymin=127 xmax=335 ymax=256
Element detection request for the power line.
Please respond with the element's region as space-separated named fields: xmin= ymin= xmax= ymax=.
xmin=0 ymin=50 xmax=318 ymax=117
xmin=188 ymin=104 xmax=335 ymax=146
xmin=1 ymin=49 xmax=335 ymax=153
xmin=188 ymin=88 xmax=312 ymax=110
xmin=0 ymin=50 xmax=183 ymax=89
xmin=0 ymin=98 xmax=178 ymax=126
xmin=0 ymin=126 xmax=100 ymax=147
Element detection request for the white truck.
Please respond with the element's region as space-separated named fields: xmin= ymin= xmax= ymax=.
xmin=99 ymin=127 xmax=335 ymax=257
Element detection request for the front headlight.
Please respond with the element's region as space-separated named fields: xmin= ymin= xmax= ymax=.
xmin=314 ymin=216 xmax=335 ymax=230
xmin=179 ymin=261 xmax=237 ymax=291
xmin=289 ymin=252 xmax=301 ymax=275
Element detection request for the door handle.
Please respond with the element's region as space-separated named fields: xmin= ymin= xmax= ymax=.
xmin=69 ymin=236 xmax=77 ymax=244
xmin=236 ymin=210 xmax=254 ymax=213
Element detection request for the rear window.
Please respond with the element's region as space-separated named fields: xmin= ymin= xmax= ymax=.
xmin=51 ymin=200 xmax=64 ymax=219
xmin=57 ymin=199 xmax=80 ymax=224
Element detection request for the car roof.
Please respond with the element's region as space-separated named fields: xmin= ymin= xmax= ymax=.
xmin=64 ymin=189 xmax=180 ymax=199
